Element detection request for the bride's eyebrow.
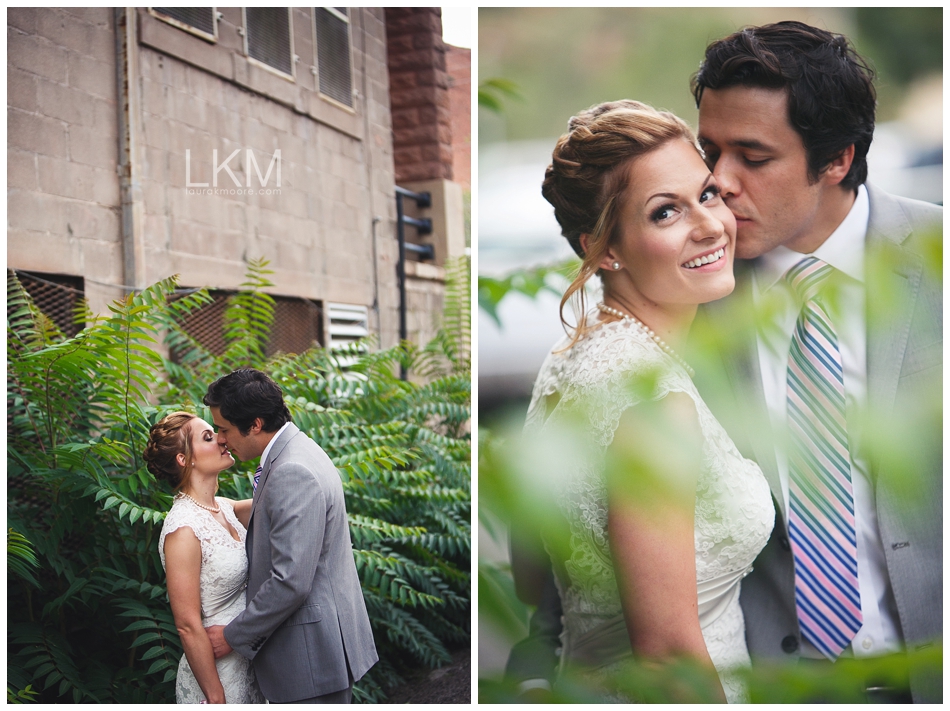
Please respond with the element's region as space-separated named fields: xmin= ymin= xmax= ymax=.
xmin=645 ymin=191 xmax=678 ymax=203
xmin=646 ymin=174 xmax=714 ymax=205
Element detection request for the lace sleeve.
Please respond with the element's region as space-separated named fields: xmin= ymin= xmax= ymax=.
xmin=557 ymin=321 xmax=697 ymax=448
xmin=158 ymin=502 xmax=195 ymax=572
xmin=525 ymin=346 xmax=567 ymax=432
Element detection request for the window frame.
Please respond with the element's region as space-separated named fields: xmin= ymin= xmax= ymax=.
xmin=242 ymin=6 xmax=297 ymax=82
xmin=312 ymin=6 xmax=356 ymax=113
xmin=148 ymin=7 xmax=218 ymax=43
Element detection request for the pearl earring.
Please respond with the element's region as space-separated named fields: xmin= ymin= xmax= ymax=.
xmin=612 ymin=261 xmax=621 ymax=270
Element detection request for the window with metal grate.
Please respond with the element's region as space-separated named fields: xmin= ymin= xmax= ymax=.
xmin=245 ymin=7 xmax=294 ymax=77
xmin=314 ymin=7 xmax=353 ymax=107
xmin=151 ymin=7 xmax=216 ymax=39
xmin=267 ymin=297 xmax=323 ymax=357
xmin=171 ymin=290 xmax=230 ymax=359
xmin=169 ymin=290 xmax=324 ymax=363
xmin=9 ymin=270 xmax=85 ymax=338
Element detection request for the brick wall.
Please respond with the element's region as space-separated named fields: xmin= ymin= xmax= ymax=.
xmin=385 ymin=8 xmax=452 ymax=183
xmin=7 ymin=7 xmax=122 ymax=314
xmin=446 ymin=44 xmax=470 ymax=192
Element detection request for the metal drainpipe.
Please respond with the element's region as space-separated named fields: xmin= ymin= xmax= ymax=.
xmin=394 ymin=186 xmax=433 ymax=380
xmin=357 ymin=10 xmax=383 ymax=345
xmin=114 ymin=8 xmax=146 ymax=296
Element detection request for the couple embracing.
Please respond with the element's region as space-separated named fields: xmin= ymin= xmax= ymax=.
xmin=516 ymin=21 xmax=940 ymax=703
xmin=144 ymin=368 xmax=378 ymax=703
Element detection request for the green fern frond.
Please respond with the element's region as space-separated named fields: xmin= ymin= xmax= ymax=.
xmin=221 ymin=257 xmax=275 ymax=368
xmin=8 ymin=254 xmax=470 ymax=703
xmin=8 ymin=529 xmax=40 ymax=587
xmin=9 ymin=622 xmax=102 ymax=703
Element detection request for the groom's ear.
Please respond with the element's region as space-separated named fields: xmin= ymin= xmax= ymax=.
xmin=821 ymin=143 xmax=855 ymax=186
xmin=249 ymin=418 xmax=264 ymax=436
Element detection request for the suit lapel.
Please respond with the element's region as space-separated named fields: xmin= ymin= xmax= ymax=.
xmin=247 ymin=422 xmax=301 ymax=525
xmin=700 ymin=186 xmax=920 ymax=528
xmin=864 ymin=184 xmax=919 ymax=431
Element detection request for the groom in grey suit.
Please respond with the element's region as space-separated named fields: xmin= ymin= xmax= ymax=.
xmin=203 ymin=368 xmax=378 ymax=703
xmin=692 ymin=21 xmax=941 ymax=702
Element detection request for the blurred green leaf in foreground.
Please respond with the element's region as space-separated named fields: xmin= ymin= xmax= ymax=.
xmin=478 ymin=226 xmax=942 ymax=702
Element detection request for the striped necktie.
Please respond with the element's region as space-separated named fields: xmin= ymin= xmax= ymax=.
xmin=785 ymin=256 xmax=861 ymax=660
xmin=253 ymin=465 xmax=262 ymax=491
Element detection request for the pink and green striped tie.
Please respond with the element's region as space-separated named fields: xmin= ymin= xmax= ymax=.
xmin=786 ymin=257 xmax=861 ymax=660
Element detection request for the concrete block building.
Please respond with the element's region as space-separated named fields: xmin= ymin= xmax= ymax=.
xmin=8 ymin=7 xmax=467 ymax=355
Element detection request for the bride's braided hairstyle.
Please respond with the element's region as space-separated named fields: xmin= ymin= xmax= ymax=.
xmin=143 ymin=411 xmax=196 ymax=491
xmin=541 ymin=100 xmax=699 ymax=343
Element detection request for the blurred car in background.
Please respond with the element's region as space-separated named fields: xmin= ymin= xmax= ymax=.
xmin=866 ymin=122 xmax=943 ymax=205
xmin=478 ymin=141 xmax=575 ymax=416
xmin=478 ymin=123 xmax=942 ymax=418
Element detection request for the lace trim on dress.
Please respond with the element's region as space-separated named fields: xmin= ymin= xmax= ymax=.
xmin=158 ymin=497 xmax=264 ymax=703
xmin=525 ymin=318 xmax=774 ymax=704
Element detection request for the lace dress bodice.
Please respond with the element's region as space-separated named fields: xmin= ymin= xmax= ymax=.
xmin=159 ymin=497 xmax=264 ymax=703
xmin=525 ymin=319 xmax=774 ymax=703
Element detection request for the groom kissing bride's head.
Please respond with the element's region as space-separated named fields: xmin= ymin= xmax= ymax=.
xmin=508 ymin=19 xmax=940 ymax=704
xmin=693 ymin=23 xmax=940 ymax=699
xmin=147 ymin=367 xmax=378 ymax=704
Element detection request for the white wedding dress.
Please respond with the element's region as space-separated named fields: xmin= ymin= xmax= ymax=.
xmin=159 ymin=496 xmax=264 ymax=704
xmin=525 ymin=318 xmax=775 ymax=703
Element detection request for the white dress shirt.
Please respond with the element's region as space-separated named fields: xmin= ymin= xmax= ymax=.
xmin=751 ymin=185 xmax=902 ymax=659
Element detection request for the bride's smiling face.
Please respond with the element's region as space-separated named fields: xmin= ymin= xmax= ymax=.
xmin=179 ymin=418 xmax=234 ymax=475
xmin=603 ymin=139 xmax=737 ymax=308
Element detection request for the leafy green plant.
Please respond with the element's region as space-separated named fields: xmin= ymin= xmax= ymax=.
xmin=8 ymin=529 xmax=40 ymax=588
xmin=7 ymin=257 xmax=471 ymax=703
xmin=478 ymin=258 xmax=576 ymax=327
xmin=478 ymin=78 xmax=521 ymax=113
xmin=477 ymin=238 xmax=942 ymax=702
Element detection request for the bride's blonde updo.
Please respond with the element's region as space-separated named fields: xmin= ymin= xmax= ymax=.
xmin=143 ymin=411 xmax=197 ymax=492
xmin=541 ymin=100 xmax=699 ymax=341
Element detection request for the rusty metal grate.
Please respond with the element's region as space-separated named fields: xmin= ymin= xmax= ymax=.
xmin=315 ymin=7 xmax=353 ymax=106
xmin=246 ymin=7 xmax=293 ymax=76
xmin=172 ymin=290 xmax=231 ymax=358
xmin=268 ymin=296 xmax=323 ymax=356
xmin=8 ymin=270 xmax=85 ymax=337
xmin=170 ymin=290 xmax=324 ymax=363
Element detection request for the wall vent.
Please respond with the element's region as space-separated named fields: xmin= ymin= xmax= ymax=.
xmin=151 ymin=7 xmax=216 ymax=41
xmin=8 ymin=270 xmax=85 ymax=338
xmin=315 ymin=7 xmax=353 ymax=106
xmin=246 ymin=7 xmax=293 ymax=76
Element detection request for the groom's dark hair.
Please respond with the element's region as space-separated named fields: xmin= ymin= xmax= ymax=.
xmin=203 ymin=368 xmax=291 ymax=435
xmin=691 ymin=20 xmax=876 ymax=191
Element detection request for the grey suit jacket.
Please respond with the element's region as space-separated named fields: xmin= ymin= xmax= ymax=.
xmin=223 ymin=423 xmax=378 ymax=702
xmin=695 ymin=184 xmax=942 ymax=701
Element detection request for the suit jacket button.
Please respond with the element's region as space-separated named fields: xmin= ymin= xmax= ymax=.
xmin=782 ymin=635 xmax=799 ymax=653
xmin=779 ymin=536 xmax=791 ymax=551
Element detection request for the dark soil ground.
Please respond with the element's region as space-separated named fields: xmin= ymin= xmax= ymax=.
xmin=383 ymin=647 xmax=471 ymax=704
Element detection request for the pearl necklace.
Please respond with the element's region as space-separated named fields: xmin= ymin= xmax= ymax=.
xmin=177 ymin=491 xmax=220 ymax=514
xmin=596 ymin=302 xmax=695 ymax=378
